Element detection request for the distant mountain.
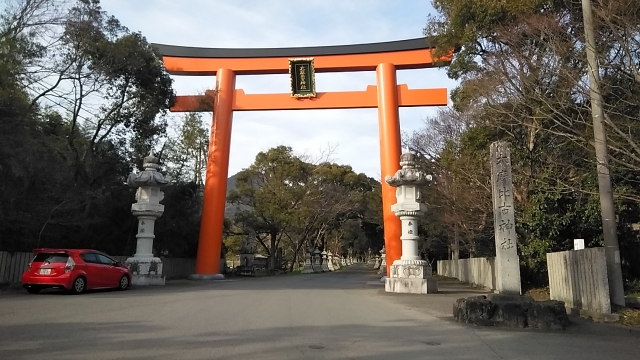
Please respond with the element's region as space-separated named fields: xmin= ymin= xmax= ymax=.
xmin=226 ymin=173 xmax=237 ymax=194
xmin=225 ymin=173 xmax=249 ymax=217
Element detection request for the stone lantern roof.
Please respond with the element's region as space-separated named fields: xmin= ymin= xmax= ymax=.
xmin=127 ymin=151 xmax=170 ymax=188
xmin=384 ymin=150 xmax=432 ymax=187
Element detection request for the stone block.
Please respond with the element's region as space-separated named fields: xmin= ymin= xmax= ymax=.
xmin=527 ymin=301 xmax=570 ymax=330
xmin=132 ymin=274 xmax=165 ymax=286
xmin=385 ymin=277 xmax=438 ymax=294
xmin=389 ymin=263 xmax=432 ymax=279
xmin=187 ymin=274 xmax=225 ymax=281
xmin=492 ymin=302 xmax=527 ymax=328
xmin=453 ymin=296 xmax=496 ymax=326
xmin=486 ymin=293 xmax=534 ymax=303
xmin=453 ymin=295 xmax=570 ymax=330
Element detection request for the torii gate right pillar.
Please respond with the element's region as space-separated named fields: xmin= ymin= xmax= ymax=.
xmin=376 ymin=63 xmax=402 ymax=276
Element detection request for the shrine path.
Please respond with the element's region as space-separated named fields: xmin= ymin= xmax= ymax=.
xmin=0 ymin=264 xmax=638 ymax=359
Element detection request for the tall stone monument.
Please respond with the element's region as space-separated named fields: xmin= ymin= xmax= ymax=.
xmin=237 ymin=231 xmax=256 ymax=276
xmin=384 ymin=151 xmax=438 ymax=294
xmin=490 ymin=141 xmax=522 ymax=295
xmin=125 ymin=152 xmax=170 ymax=286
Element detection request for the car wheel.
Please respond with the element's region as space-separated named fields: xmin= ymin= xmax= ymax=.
xmin=70 ymin=276 xmax=86 ymax=295
xmin=118 ymin=275 xmax=129 ymax=290
xmin=26 ymin=286 xmax=41 ymax=294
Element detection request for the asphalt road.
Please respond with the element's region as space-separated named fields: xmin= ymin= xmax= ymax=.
xmin=1 ymin=265 xmax=639 ymax=359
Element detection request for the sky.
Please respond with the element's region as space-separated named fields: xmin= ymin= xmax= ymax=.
xmin=100 ymin=0 xmax=458 ymax=180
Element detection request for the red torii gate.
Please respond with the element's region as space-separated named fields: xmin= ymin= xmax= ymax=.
xmin=153 ymin=38 xmax=450 ymax=277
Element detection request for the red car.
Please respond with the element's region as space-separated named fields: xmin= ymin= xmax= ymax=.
xmin=22 ymin=248 xmax=131 ymax=294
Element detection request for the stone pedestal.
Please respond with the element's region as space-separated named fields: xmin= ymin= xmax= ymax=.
xmin=321 ymin=251 xmax=330 ymax=272
xmin=125 ymin=256 xmax=165 ymax=286
xmin=125 ymin=152 xmax=170 ymax=286
xmin=383 ymin=151 xmax=438 ymax=295
xmin=385 ymin=260 xmax=437 ymax=294
xmin=454 ymin=294 xmax=570 ymax=330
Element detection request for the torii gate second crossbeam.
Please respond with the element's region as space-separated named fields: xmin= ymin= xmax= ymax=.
xmin=153 ymin=38 xmax=450 ymax=277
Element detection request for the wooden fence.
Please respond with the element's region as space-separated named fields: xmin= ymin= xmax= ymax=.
xmin=437 ymin=257 xmax=496 ymax=291
xmin=1 ymin=252 xmax=196 ymax=284
xmin=547 ymin=247 xmax=611 ymax=314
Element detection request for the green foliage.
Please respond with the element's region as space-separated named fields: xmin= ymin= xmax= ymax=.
xmin=0 ymin=0 xmax=194 ymax=256
xmin=228 ymin=146 xmax=383 ymax=269
xmin=426 ymin=0 xmax=554 ymax=79
xmin=420 ymin=0 xmax=640 ymax=286
xmin=163 ymin=113 xmax=209 ymax=184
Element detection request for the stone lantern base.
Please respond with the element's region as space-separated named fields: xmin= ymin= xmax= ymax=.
xmin=301 ymin=260 xmax=314 ymax=274
xmin=373 ymin=258 xmax=381 ymax=270
xmin=377 ymin=255 xmax=386 ymax=275
xmin=327 ymin=258 xmax=335 ymax=271
xmin=125 ymin=256 xmax=165 ymax=286
xmin=313 ymin=263 xmax=323 ymax=273
xmin=321 ymin=262 xmax=330 ymax=272
xmin=385 ymin=260 xmax=438 ymax=294
xmin=333 ymin=258 xmax=341 ymax=270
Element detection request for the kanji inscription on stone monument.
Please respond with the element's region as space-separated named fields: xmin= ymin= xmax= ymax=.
xmin=490 ymin=141 xmax=521 ymax=295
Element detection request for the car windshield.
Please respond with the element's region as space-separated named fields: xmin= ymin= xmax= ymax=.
xmin=33 ymin=253 xmax=69 ymax=263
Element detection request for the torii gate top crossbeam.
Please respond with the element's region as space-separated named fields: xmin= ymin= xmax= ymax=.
xmin=153 ymin=38 xmax=448 ymax=76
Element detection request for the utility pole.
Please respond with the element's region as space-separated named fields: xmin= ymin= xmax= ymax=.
xmin=581 ymin=0 xmax=625 ymax=307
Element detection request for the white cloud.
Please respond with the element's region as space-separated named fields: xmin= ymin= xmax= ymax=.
xmin=100 ymin=0 xmax=459 ymax=178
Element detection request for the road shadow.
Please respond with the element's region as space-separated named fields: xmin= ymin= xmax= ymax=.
xmin=0 ymin=318 xmax=639 ymax=359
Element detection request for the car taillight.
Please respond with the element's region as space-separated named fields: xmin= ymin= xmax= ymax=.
xmin=65 ymin=257 xmax=75 ymax=273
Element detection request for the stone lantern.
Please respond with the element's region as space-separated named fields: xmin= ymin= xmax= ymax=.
xmin=377 ymin=246 xmax=387 ymax=276
xmin=313 ymin=248 xmax=323 ymax=273
xmin=327 ymin=251 xmax=335 ymax=271
xmin=321 ymin=250 xmax=330 ymax=272
xmin=302 ymin=247 xmax=314 ymax=274
xmin=384 ymin=150 xmax=438 ymax=294
xmin=333 ymin=254 xmax=341 ymax=270
xmin=125 ymin=151 xmax=170 ymax=286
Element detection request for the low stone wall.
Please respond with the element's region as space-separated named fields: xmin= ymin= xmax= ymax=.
xmin=1 ymin=252 xmax=196 ymax=284
xmin=437 ymin=257 xmax=496 ymax=291
xmin=547 ymin=247 xmax=611 ymax=314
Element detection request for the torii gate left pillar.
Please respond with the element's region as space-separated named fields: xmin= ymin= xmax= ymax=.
xmin=154 ymin=38 xmax=451 ymax=278
xmin=195 ymin=67 xmax=236 ymax=278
